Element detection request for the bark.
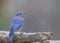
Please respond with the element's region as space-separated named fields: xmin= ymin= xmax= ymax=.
xmin=0 ymin=31 xmax=53 ymax=43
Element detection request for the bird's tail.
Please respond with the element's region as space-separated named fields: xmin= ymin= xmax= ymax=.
xmin=8 ymin=28 xmax=14 ymax=42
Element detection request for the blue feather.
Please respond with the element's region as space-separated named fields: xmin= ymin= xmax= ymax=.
xmin=8 ymin=16 xmax=24 ymax=42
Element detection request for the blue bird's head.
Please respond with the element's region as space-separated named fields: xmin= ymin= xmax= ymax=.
xmin=16 ymin=12 xmax=24 ymax=17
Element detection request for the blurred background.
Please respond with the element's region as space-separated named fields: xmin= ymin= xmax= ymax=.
xmin=0 ymin=0 xmax=60 ymax=39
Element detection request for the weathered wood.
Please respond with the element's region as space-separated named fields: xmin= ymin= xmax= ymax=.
xmin=0 ymin=31 xmax=53 ymax=43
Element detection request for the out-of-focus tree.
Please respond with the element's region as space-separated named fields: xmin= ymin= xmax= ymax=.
xmin=0 ymin=0 xmax=3 ymax=18
xmin=0 ymin=0 xmax=13 ymax=30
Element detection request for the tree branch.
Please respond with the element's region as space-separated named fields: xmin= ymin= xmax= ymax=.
xmin=0 ymin=31 xmax=53 ymax=43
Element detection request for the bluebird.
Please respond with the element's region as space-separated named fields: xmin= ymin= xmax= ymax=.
xmin=8 ymin=11 xmax=24 ymax=42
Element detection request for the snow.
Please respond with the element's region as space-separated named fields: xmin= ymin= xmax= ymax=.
xmin=50 ymin=40 xmax=60 ymax=43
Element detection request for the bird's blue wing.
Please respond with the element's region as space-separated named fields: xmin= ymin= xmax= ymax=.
xmin=13 ymin=19 xmax=24 ymax=32
xmin=8 ymin=17 xmax=24 ymax=42
xmin=8 ymin=17 xmax=16 ymax=42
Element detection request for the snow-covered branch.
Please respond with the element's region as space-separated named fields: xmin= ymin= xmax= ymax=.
xmin=0 ymin=31 xmax=53 ymax=43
